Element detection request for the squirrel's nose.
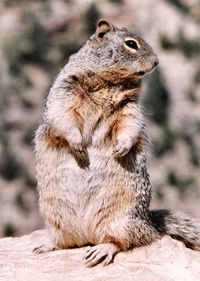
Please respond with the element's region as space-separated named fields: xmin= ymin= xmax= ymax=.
xmin=153 ymin=57 xmax=159 ymax=67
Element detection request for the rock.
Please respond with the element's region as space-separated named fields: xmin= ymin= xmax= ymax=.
xmin=0 ymin=230 xmax=200 ymax=281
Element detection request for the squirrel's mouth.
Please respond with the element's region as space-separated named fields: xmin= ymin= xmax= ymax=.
xmin=137 ymin=59 xmax=159 ymax=77
xmin=137 ymin=71 xmax=145 ymax=76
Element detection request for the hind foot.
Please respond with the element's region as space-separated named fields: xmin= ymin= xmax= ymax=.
xmin=84 ymin=243 xmax=120 ymax=267
xmin=33 ymin=244 xmax=58 ymax=254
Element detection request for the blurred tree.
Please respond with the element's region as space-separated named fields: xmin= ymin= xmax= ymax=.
xmin=166 ymin=0 xmax=189 ymax=14
xmin=179 ymin=132 xmax=200 ymax=166
xmin=4 ymin=224 xmax=16 ymax=237
xmin=167 ymin=170 xmax=194 ymax=193
xmin=85 ymin=3 xmax=100 ymax=35
xmin=161 ymin=31 xmax=200 ymax=58
xmin=142 ymin=68 xmax=170 ymax=126
xmin=152 ymin=125 xmax=175 ymax=157
xmin=58 ymin=40 xmax=81 ymax=62
xmin=15 ymin=192 xmax=28 ymax=211
xmin=194 ymin=68 xmax=200 ymax=84
xmin=0 ymin=143 xmax=21 ymax=181
xmin=109 ymin=0 xmax=123 ymax=4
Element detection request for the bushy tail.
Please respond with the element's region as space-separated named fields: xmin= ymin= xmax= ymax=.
xmin=149 ymin=209 xmax=200 ymax=251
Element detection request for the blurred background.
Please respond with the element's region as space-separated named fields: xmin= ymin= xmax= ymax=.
xmin=0 ymin=0 xmax=200 ymax=238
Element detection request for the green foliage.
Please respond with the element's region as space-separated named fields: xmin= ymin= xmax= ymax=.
xmin=85 ymin=3 xmax=100 ymax=35
xmin=3 ymin=0 xmax=50 ymax=6
xmin=160 ymin=31 xmax=200 ymax=58
xmin=187 ymin=90 xmax=197 ymax=102
xmin=58 ymin=40 xmax=81 ymax=62
xmin=194 ymin=68 xmax=200 ymax=84
xmin=22 ymin=124 xmax=37 ymax=146
xmin=3 ymin=37 xmax=23 ymax=76
xmin=166 ymin=0 xmax=189 ymax=14
xmin=15 ymin=192 xmax=28 ymax=211
xmin=189 ymin=146 xmax=199 ymax=166
xmin=25 ymin=175 xmax=37 ymax=189
xmin=196 ymin=121 xmax=200 ymax=132
xmin=155 ymin=184 xmax=164 ymax=199
xmin=160 ymin=36 xmax=176 ymax=50
xmin=153 ymin=127 xmax=200 ymax=164
xmin=4 ymin=223 xmax=16 ymax=237
xmin=3 ymin=0 xmax=23 ymax=6
xmin=21 ymin=15 xmax=51 ymax=66
xmin=179 ymin=133 xmax=199 ymax=166
xmin=152 ymin=125 xmax=175 ymax=157
xmin=142 ymin=68 xmax=170 ymax=126
xmin=178 ymin=32 xmax=200 ymax=57
xmin=0 ymin=143 xmax=21 ymax=181
xmin=109 ymin=0 xmax=123 ymax=4
xmin=142 ymin=68 xmax=173 ymax=157
xmin=167 ymin=170 xmax=194 ymax=192
xmin=21 ymin=98 xmax=35 ymax=110
xmin=3 ymin=14 xmax=51 ymax=77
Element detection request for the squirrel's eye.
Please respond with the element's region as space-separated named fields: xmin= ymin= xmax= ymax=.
xmin=125 ymin=40 xmax=139 ymax=50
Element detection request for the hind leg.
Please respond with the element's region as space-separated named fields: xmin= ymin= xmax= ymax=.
xmin=83 ymin=221 xmax=160 ymax=267
xmin=84 ymin=219 xmax=131 ymax=267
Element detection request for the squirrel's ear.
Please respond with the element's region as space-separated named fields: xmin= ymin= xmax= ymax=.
xmin=95 ymin=19 xmax=115 ymax=39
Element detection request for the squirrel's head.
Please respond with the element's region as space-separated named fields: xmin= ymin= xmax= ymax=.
xmin=81 ymin=19 xmax=159 ymax=79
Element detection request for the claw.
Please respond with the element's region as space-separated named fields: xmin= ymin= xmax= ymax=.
xmin=103 ymin=253 xmax=113 ymax=266
xmin=71 ymin=143 xmax=87 ymax=162
xmin=84 ymin=243 xmax=119 ymax=267
xmin=33 ymin=244 xmax=57 ymax=254
xmin=84 ymin=247 xmax=96 ymax=259
xmin=113 ymin=138 xmax=132 ymax=158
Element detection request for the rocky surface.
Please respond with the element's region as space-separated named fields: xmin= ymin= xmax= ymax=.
xmin=0 ymin=230 xmax=200 ymax=281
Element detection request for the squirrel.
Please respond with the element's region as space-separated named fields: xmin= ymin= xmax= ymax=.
xmin=34 ymin=19 xmax=200 ymax=266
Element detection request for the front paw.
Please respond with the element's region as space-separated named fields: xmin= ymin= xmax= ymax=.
xmin=71 ymin=142 xmax=87 ymax=162
xmin=113 ymin=136 xmax=133 ymax=157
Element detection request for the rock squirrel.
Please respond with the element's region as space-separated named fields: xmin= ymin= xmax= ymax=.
xmin=34 ymin=19 xmax=200 ymax=266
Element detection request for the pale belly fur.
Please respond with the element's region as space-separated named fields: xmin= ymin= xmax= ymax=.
xmin=36 ymin=122 xmax=138 ymax=247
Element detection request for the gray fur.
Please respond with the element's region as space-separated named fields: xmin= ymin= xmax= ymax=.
xmin=34 ymin=20 xmax=200 ymax=266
